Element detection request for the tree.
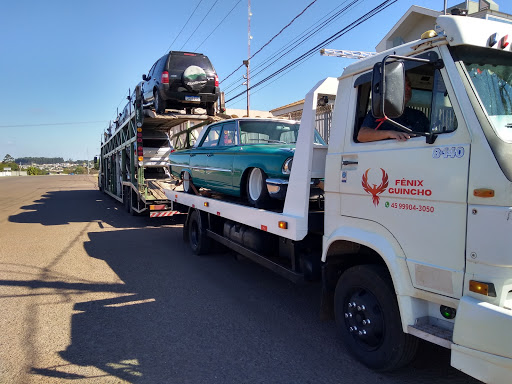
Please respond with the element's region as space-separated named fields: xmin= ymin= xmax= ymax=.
xmin=3 ymin=154 xmax=15 ymax=163
xmin=27 ymin=166 xmax=44 ymax=175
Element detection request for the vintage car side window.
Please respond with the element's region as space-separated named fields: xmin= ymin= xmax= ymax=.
xmin=353 ymin=64 xmax=457 ymax=142
xmin=200 ymin=124 xmax=222 ymax=147
xmin=219 ymin=121 xmax=237 ymax=146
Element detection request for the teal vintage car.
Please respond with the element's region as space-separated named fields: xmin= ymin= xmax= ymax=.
xmin=169 ymin=118 xmax=326 ymax=207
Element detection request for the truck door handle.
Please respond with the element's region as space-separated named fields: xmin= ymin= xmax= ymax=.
xmin=342 ymin=160 xmax=358 ymax=165
xmin=207 ymin=154 xmax=213 ymax=157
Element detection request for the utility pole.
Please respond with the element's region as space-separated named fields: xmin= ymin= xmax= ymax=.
xmin=243 ymin=0 xmax=252 ymax=117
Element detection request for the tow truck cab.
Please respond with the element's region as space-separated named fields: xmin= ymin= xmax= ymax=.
xmin=322 ymin=15 xmax=512 ymax=382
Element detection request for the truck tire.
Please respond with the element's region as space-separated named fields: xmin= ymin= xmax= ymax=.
xmin=246 ymin=168 xmax=269 ymax=208
xmin=124 ymin=187 xmax=131 ymax=213
xmin=206 ymin=102 xmax=215 ymax=116
xmin=188 ymin=210 xmax=210 ymax=255
xmin=334 ymin=264 xmax=418 ymax=371
xmin=154 ymin=90 xmax=166 ymax=114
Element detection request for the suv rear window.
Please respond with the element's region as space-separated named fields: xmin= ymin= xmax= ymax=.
xmin=168 ymin=54 xmax=213 ymax=71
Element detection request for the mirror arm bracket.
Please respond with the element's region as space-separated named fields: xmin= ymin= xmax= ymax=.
xmin=385 ymin=118 xmax=438 ymax=144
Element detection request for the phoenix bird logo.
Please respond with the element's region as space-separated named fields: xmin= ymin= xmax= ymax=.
xmin=362 ymin=168 xmax=389 ymax=207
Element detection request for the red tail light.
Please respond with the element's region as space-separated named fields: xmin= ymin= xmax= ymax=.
xmin=214 ymin=74 xmax=219 ymax=87
xmin=161 ymin=71 xmax=169 ymax=84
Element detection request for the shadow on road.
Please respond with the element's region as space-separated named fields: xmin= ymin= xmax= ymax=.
xmin=8 ymin=189 xmax=186 ymax=228
xmin=50 ymin=228 xmax=478 ymax=383
xmin=9 ymin=188 xmax=479 ymax=383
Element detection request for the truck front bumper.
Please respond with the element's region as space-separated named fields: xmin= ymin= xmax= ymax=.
xmin=451 ymin=296 xmax=512 ymax=384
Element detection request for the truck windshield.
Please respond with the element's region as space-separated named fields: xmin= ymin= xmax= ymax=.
xmin=455 ymin=46 xmax=512 ymax=142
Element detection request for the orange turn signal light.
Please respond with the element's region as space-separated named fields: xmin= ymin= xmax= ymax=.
xmin=469 ymin=280 xmax=496 ymax=297
xmin=473 ymin=188 xmax=494 ymax=198
xmin=137 ymin=127 xmax=142 ymax=132
xmin=138 ymin=156 xmax=143 ymax=161
xmin=204 ymin=202 xmax=209 ymax=207
xmin=278 ymin=221 xmax=288 ymax=229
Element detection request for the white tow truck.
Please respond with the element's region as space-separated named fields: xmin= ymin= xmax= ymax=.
xmin=164 ymin=14 xmax=512 ymax=383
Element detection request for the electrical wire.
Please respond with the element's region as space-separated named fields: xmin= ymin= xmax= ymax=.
xmin=165 ymin=0 xmax=204 ymax=53
xmin=180 ymin=0 xmax=220 ymax=51
xmin=222 ymin=0 xmax=359 ymax=94
xmin=193 ymin=0 xmax=243 ymax=51
xmin=220 ymin=0 xmax=319 ymax=84
xmin=226 ymin=0 xmax=396 ymax=104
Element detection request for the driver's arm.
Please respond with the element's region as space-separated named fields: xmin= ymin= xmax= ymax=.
xmin=357 ymin=127 xmax=411 ymax=142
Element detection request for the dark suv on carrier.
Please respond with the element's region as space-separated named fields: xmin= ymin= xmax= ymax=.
xmin=142 ymin=51 xmax=220 ymax=116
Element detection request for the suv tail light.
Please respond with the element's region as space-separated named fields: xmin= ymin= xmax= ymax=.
xmin=161 ymin=71 xmax=169 ymax=84
xmin=214 ymin=75 xmax=219 ymax=87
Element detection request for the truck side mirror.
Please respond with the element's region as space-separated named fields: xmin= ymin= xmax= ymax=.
xmin=94 ymin=156 xmax=98 ymax=164
xmin=371 ymin=61 xmax=405 ymax=119
xmin=142 ymin=74 xmax=147 ymax=81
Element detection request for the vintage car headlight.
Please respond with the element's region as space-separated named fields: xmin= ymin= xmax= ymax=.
xmin=282 ymin=157 xmax=293 ymax=175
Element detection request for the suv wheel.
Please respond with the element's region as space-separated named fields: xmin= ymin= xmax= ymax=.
xmin=206 ymin=103 xmax=215 ymax=116
xmin=154 ymin=90 xmax=166 ymax=114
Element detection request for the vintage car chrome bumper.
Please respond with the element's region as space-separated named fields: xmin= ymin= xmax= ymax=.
xmin=266 ymin=178 xmax=323 ymax=200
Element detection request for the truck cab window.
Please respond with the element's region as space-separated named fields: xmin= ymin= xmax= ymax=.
xmin=354 ymin=64 xmax=457 ymax=142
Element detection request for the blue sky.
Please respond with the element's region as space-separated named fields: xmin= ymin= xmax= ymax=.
xmin=1 ymin=0 xmax=511 ymax=161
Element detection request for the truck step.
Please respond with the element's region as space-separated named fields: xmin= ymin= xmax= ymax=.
xmin=407 ymin=320 xmax=453 ymax=349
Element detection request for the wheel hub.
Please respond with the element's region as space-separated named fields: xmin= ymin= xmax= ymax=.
xmin=344 ymin=290 xmax=384 ymax=349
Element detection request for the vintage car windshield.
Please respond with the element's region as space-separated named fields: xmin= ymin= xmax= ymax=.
xmin=238 ymin=120 xmax=326 ymax=145
xmin=457 ymin=47 xmax=512 ymax=143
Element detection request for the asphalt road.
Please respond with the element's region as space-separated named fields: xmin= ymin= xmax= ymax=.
xmin=0 ymin=175 xmax=480 ymax=384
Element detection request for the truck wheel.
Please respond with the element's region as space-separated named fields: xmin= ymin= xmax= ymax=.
xmin=188 ymin=210 xmax=210 ymax=255
xmin=182 ymin=171 xmax=194 ymax=194
xmin=124 ymin=187 xmax=131 ymax=213
xmin=154 ymin=90 xmax=166 ymax=114
xmin=334 ymin=264 xmax=418 ymax=371
xmin=206 ymin=102 xmax=215 ymax=116
xmin=246 ymin=168 xmax=269 ymax=208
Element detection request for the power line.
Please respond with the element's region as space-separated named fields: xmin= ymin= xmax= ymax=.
xmin=226 ymin=0 xmax=396 ymax=104
xmin=220 ymin=0 xmax=319 ymax=84
xmin=194 ymin=0 xmax=243 ymax=51
xmin=165 ymin=0 xmax=204 ymax=53
xmin=222 ymin=0 xmax=359 ymax=94
xmin=245 ymin=0 xmax=360 ymax=87
xmin=180 ymin=0 xmax=220 ymax=51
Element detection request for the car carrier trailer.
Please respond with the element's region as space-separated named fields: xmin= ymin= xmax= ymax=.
xmin=98 ymin=86 xmax=220 ymax=217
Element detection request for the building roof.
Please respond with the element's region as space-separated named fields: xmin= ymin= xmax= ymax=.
xmin=375 ymin=5 xmax=441 ymax=52
xmin=269 ymin=99 xmax=304 ymax=113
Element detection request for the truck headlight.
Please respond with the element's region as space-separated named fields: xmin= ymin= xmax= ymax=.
xmin=282 ymin=157 xmax=293 ymax=175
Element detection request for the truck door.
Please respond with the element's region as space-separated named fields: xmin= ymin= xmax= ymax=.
xmin=339 ymin=55 xmax=471 ymax=299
